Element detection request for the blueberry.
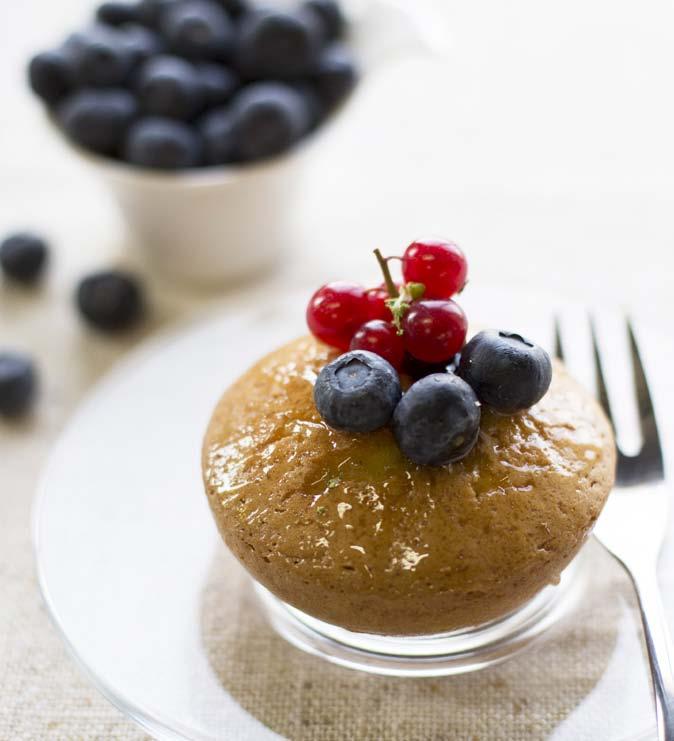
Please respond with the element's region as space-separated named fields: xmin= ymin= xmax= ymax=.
xmin=61 ymin=25 xmax=106 ymax=59
xmin=136 ymin=55 xmax=204 ymax=120
xmin=231 ymin=82 xmax=310 ymax=160
xmin=290 ymin=82 xmax=325 ymax=130
xmin=314 ymin=350 xmax=402 ymax=433
xmin=303 ymin=0 xmax=345 ymax=41
xmin=161 ymin=0 xmax=234 ymax=60
xmin=199 ymin=107 xmax=236 ymax=165
xmin=124 ymin=117 xmax=202 ymax=169
xmin=235 ymin=9 xmax=322 ymax=80
xmin=58 ymin=88 xmax=138 ymax=155
xmin=118 ymin=23 xmax=163 ymax=64
xmin=196 ymin=62 xmax=239 ymax=106
xmin=136 ymin=0 xmax=176 ymax=28
xmin=76 ymin=270 xmax=144 ymax=332
xmin=458 ymin=330 xmax=553 ymax=413
xmin=217 ymin=0 xmax=248 ymax=18
xmin=28 ymin=50 xmax=75 ymax=106
xmin=0 ymin=233 xmax=49 ymax=284
xmin=392 ymin=374 xmax=481 ymax=466
xmin=0 ymin=353 xmax=37 ymax=418
xmin=69 ymin=26 xmax=135 ymax=86
xmin=312 ymin=43 xmax=357 ymax=110
xmin=97 ymin=2 xmax=140 ymax=26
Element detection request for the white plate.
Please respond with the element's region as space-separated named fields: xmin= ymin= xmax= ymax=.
xmin=34 ymin=288 xmax=673 ymax=740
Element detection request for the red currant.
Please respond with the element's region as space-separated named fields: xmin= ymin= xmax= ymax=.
xmin=364 ymin=286 xmax=391 ymax=321
xmin=402 ymin=300 xmax=467 ymax=363
xmin=402 ymin=240 xmax=468 ymax=299
xmin=364 ymin=282 xmax=401 ymax=321
xmin=350 ymin=320 xmax=405 ymax=370
xmin=307 ymin=282 xmax=368 ymax=350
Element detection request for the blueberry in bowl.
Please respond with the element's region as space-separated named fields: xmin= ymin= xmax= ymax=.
xmin=67 ymin=24 xmax=137 ymax=87
xmin=28 ymin=50 xmax=76 ymax=106
xmin=196 ymin=61 xmax=239 ymax=106
xmin=28 ymin=0 xmax=358 ymax=169
xmin=58 ymin=88 xmax=138 ymax=155
xmin=135 ymin=55 xmax=205 ymax=120
xmin=303 ymin=0 xmax=345 ymax=42
xmin=229 ymin=82 xmax=312 ymax=161
xmin=234 ymin=7 xmax=323 ymax=80
xmin=160 ymin=0 xmax=234 ymax=62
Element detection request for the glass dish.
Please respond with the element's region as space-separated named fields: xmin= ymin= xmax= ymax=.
xmin=254 ymin=552 xmax=587 ymax=677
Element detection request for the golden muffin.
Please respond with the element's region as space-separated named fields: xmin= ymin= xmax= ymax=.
xmin=202 ymin=336 xmax=615 ymax=635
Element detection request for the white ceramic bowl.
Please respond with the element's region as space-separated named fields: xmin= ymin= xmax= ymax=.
xmin=49 ymin=0 xmax=445 ymax=287
xmin=83 ymin=151 xmax=303 ymax=286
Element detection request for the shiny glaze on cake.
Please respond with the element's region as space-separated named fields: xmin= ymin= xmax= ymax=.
xmin=203 ymin=336 xmax=615 ymax=635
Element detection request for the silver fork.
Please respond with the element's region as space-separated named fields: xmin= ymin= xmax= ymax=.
xmin=555 ymin=317 xmax=674 ymax=740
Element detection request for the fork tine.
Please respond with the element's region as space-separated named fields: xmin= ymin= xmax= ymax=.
xmin=626 ymin=319 xmax=664 ymax=475
xmin=590 ymin=317 xmax=637 ymax=483
xmin=553 ymin=317 xmax=565 ymax=361
xmin=589 ymin=317 xmax=615 ymax=428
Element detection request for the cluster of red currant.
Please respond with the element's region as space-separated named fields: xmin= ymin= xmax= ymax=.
xmin=306 ymin=239 xmax=468 ymax=371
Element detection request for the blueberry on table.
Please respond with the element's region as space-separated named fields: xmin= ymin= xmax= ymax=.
xmin=393 ymin=373 xmax=481 ymax=466
xmin=0 ymin=353 xmax=37 ymax=418
xmin=124 ymin=117 xmax=202 ymax=169
xmin=70 ymin=27 xmax=135 ymax=86
xmin=303 ymin=0 xmax=345 ymax=42
xmin=97 ymin=2 xmax=140 ymax=26
xmin=161 ymin=0 xmax=234 ymax=61
xmin=76 ymin=270 xmax=144 ymax=332
xmin=458 ymin=330 xmax=553 ymax=413
xmin=312 ymin=43 xmax=357 ymax=110
xmin=231 ymin=82 xmax=311 ymax=161
xmin=235 ymin=9 xmax=323 ymax=80
xmin=28 ymin=50 xmax=75 ymax=106
xmin=58 ymin=89 xmax=138 ymax=155
xmin=136 ymin=55 xmax=205 ymax=120
xmin=0 ymin=233 xmax=49 ymax=284
xmin=314 ymin=350 xmax=402 ymax=433
xmin=199 ymin=107 xmax=236 ymax=165
xmin=196 ymin=62 xmax=239 ymax=107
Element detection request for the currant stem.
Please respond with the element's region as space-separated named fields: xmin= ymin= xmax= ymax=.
xmin=373 ymin=249 xmax=399 ymax=298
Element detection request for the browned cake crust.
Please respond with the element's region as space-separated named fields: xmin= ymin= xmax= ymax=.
xmin=202 ymin=335 xmax=615 ymax=635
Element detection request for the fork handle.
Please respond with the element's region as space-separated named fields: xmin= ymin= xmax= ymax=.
xmin=628 ymin=566 xmax=674 ymax=741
